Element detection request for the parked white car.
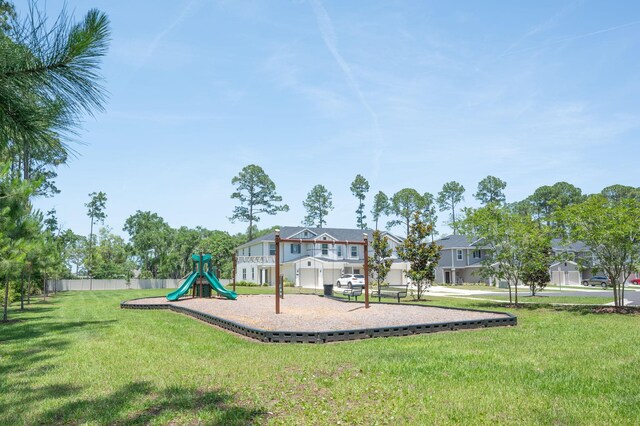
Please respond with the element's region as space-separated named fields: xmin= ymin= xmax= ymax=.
xmin=336 ymin=274 xmax=365 ymax=288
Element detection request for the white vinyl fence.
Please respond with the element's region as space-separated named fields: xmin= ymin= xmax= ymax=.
xmin=48 ymin=278 xmax=231 ymax=291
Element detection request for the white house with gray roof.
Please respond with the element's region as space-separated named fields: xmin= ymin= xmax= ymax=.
xmin=235 ymin=227 xmax=410 ymax=289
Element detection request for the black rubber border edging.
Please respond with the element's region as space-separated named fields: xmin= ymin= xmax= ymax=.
xmin=121 ymin=295 xmax=517 ymax=344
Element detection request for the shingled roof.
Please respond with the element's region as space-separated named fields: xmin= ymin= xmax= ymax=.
xmin=435 ymin=234 xmax=476 ymax=248
xmin=237 ymin=226 xmax=397 ymax=248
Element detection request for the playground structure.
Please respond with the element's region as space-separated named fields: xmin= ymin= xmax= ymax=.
xmin=166 ymin=253 xmax=237 ymax=301
xmin=273 ymin=229 xmax=370 ymax=314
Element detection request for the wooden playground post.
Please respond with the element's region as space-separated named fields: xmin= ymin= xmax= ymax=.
xmin=275 ymin=229 xmax=281 ymax=314
xmin=275 ymin=233 xmax=371 ymax=313
xmin=363 ymin=233 xmax=369 ymax=309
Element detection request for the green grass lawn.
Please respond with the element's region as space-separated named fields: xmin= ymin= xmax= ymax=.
xmin=1 ymin=289 xmax=639 ymax=425
xmin=433 ymin=284 xmax=509 ymax=292
xmin=448 ymin=294 xmax=616 ymax=305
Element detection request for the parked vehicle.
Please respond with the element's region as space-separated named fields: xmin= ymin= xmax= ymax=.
xmin=630 ymin=278 xmax=640 ymax=285
xmin=582 ymin=276 xmax=611 ymax=288
xmin=336 ymin=274 xmax=365 ymax=288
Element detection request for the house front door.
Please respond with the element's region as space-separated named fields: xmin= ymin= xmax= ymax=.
xmin=445 ymin=271 xmax=451 ymax=284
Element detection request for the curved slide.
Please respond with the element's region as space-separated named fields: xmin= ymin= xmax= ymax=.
xmin=166 ymin=272 xmax=198 ymax=301
xmin=204 ymin=272 xmax=237 ymax=300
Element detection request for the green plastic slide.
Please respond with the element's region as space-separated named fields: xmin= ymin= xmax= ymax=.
xmin=204 ymin=272 xmax=237 ymax=300
xmin=166 ymin=271 xmax=198 ymax=301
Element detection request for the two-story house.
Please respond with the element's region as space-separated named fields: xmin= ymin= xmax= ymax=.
xmin=434 ymin=235 xmax=489 ymax=285
xmin=434 ymin=235 xmax=600 ymax=286
xmin=549 ymin=239 xmax=597 ymax=286
xmin=235 ymin=227 xmax=410 ymax=289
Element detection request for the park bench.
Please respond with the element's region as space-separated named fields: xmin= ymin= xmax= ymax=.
xmin=342 ymin=285 xmax=363 ymax=301
xmin=371 ymin=284 xmax=408 ymax=302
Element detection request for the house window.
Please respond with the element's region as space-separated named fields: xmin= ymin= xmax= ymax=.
xmin=354 ymin=268 xmax=360 ymax=274
xmin=242 ymin=248 xmax=245 ymax=256
xmin=251 ymin=268 xmax=255 ymax=280
xmin=457 ymin=250 xmax=463 ymax=260
xmin=322 ymin=244 xmax=328 ymax=255
xmin=473 ymin=250 xmax=481 ymax=259
xmin=290 ymin=244 xmax=301 ymax=254
xmin=269 ymin=244 xmax=276 ymax=256
xmin=351 ymin=246 xmax=358 ymax=258
xmin=242 ymin=268 xmax=246 ymax=280
xmin=248 ymin=247 xmax=251 ymax=256
xmin=307 ymin=261 xmax=311 ymax=267
xmin=337 ymin=246 xmax=342 ymax=257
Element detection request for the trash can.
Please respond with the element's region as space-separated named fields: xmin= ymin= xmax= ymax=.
xmin=323 ymin=284 xmax=333 ymax=296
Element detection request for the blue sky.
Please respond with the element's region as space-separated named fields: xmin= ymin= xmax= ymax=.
xmin=21 ymin=0 xmax=640 ymax=238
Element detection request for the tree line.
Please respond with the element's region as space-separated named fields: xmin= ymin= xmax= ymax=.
xmin=1 ymin=1 xmax=110 ymax=320
xmin=462 ymin=185 xmax=640 ymax=308
xmin=230 ymin=163 xmax=639 ymax=239
xmin=232 ymin=163 xmax=640 ymax=309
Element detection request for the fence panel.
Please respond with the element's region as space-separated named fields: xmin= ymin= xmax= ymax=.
xmin=49 ymin=278 xmax=231 ymax=291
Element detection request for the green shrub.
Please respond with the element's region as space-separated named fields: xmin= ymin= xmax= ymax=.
xmin=0 ymin=285 xmax=16 ymax=305
xmin=233 ymin=280 xmax=259 ymax=287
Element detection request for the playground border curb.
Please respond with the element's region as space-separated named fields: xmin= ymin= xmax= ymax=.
xmin=121 ymin=295 xmax=517 ymax=344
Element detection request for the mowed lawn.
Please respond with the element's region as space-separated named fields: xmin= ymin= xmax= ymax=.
xmin=1 ymin=289 xmax=639 ymax=425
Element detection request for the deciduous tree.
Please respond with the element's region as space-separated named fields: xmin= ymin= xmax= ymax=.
xmin=367 ymin=230 xmax=393 ymax=297
xmin=557 ymin=195 xmax=640 ymax=307
xmin=199 ymin=230 xmax=235 ymax=278
xmin=521 ymin=237 xmax=553 ymax=296
xmin=123 ymin=210 xmax=171 ymax=279
xmin=396 ymin=212 xmax=440 ymax=300
xmin=92 ymin=227 xmax=134 ymax=279
xmin=462 ymin=205 xmax=552 ymax=305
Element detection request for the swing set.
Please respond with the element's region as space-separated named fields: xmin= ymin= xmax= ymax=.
xmin=273 ymin=229 xmax=370 ymax=314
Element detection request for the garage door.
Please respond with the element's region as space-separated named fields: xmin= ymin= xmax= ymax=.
xmin=299 ymin=269 xmax=317 ymax=288
xmin=387 ymin=270 xmax=404 ymax=285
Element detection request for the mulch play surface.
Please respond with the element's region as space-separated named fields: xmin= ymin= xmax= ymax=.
xmin=122 ymin=294 xmax=511 ymax=332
